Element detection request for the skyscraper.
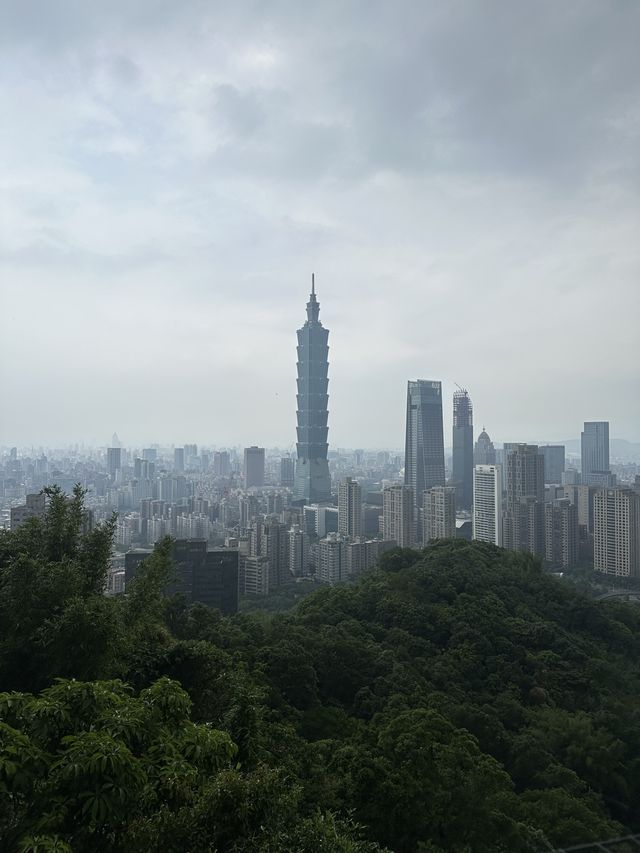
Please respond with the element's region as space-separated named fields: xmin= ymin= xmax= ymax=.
xmin=404 ymin=380 xmax=445 ymax=523
xmin=294 ymin=276 xmax=331 ymax=503
xmin=288 ymin=524 xmax=310 ymax=577
xmin=173 ymin=447 xmax=185 ymax=473
xmin=473 ymin=428 xmax=496 ymax=466
xmin=539 ymin=446 xmax=566 ymax=484
xmin=473 ymin=464 xmax=502 ymax=546
xmin=107 ymin=447 xmax=122 ymax=480
xmin=213 ymin=451 xmax=231 ymax=477
xmin=451 ymin=389 xmax=473 ymax=510
xmin=280 ymin=457 xmax=295 ymax=488
xmin=243 ymin=446 xmax=265 ymax=489
xmin=581 ymin=422 xmax=610 ymax=485
xmin=338 ymin=477 xmax=362 ymax=539
xmin=503 ymin=444 xmax=545 ymax=555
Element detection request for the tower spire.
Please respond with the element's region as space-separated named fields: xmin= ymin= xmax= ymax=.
xmin=311 ymin=272 xmax=315 ymax=295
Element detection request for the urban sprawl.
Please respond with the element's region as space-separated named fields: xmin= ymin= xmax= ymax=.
xmin=3 ymin=281 xmax=639 ymax=616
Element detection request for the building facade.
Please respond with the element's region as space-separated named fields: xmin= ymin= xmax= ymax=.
xmin=338 ymin=477 xmax=362 ymax=539
xmin=293 ymin=276 xmax=332 ymax=503
xmin=539 ymin=446 xmax=566 ymax=485
xmin=288 ymin=524 xmax=310 ymax=577
xmin=473 ymin=464 xmax=502 ymax=546
xmin=423 ymin=485 xmax=456 ymax=543
xmin=280 ymin=457 xmax=295 ymax=488
xmin=544 ymin=498 xmax=579 ymax=568
xmin=317 ymin=533 xmax=347 ymax=585
xmin=593 ymin=488 xmax=640 ymax=577
xmin=243 ymin=446 xmax=265 ymax=489
xmin=404 ymin=380 xmax=445 ymax=525
xmin=581 ymin=421 xmax=610 ymax=486
xmin=503 ymin=444 xmax=545 ymax=555
xmin=382 ymin=485 xmax=414 ymax=548
xmin=125 ymin=540 xmax=238 ymax=614
xmin=473 ymin=429 xmax=496 ymax=466
xmin=451 ymin=389 xmax=473 ymax=510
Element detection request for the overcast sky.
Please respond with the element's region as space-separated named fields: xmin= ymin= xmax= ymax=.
xmin=1 ymin=0 xmax=639 ymax=450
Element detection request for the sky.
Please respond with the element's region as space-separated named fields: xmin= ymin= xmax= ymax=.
xmin=1 ymin=0 xmax=639 ymax=450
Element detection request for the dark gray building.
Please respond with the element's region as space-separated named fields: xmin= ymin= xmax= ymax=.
xmin=545 ymin=498 xmax=579 ymax=568
xmin=243 ymin=446 xmax=265 ymax=489
xmin=503 ymin=444 xmax=545 ymax=556
xmin=404 ymin=380 xmax=446 ymax=516
xmin=280 ymin=457 xmax=295 ymax=488
xmin=125 ymin=540 xmax=238 ymax=614
xmin=293 ymin=276 xmax=331 ymax=503
xmin=173 ymin=447 xmax=185 ymax=473
xmin=581 ymin=421 xmax=610 ymax=485
xmin=451 ymin=389 xmax=473 ymax=510
xmin=539 ymin=445 xmax=565 ymax=484
xmin=107 ymin=447 xmax=121 ymax=480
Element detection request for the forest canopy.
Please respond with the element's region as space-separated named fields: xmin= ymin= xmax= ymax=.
xmin=1 ymin=487 xmax=639 ymax=852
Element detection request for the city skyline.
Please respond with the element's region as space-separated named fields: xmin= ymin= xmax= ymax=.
xmin=1 ymin=2 xmax=639 ymax=447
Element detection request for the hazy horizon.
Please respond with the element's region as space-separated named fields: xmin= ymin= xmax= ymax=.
xmin=2 ymin=1 xmax=639 ymax=447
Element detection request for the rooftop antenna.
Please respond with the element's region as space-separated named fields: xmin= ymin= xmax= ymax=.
xmin=311 ymin=272 xmax=315 ymax=295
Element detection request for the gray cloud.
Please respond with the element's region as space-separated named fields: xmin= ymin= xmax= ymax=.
xmin=1 ymin=0 xmax=638 ymax=447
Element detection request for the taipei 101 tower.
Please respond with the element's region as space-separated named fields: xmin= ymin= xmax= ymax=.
xmin=293 ymin=275 xmax=332 ymax=504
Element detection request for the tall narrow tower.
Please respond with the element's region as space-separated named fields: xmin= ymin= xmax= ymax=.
xmin=452 ymin=388 xmax=474 ymax=510
xmin=404 ymin=380 xmax=446 ymax=516
xmin=293 ymin=275 xmax=332 ymax=504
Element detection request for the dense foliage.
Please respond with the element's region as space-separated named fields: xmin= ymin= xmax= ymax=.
xmin=2 ymin=487 xmax=640 ymax=851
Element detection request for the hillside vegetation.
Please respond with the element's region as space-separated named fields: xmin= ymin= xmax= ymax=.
xmin=1 ymin=487 xmax=640 ymax=852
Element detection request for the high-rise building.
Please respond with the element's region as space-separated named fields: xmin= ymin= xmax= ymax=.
xmin=241 ymin=555 xmax=271 ymax=595
xmin=505 ymin=445 xmax=545 ymax=510
xmin=593 ymin=488 xmax=640 ymax=577
xmin=382 ymin=485 xmax=414 ymax=548
xmin=338 ymin=477 xmax=362 ymax=540
xmin=213 ymin=451 xmax=231 ymax=477
xmin=184 ymin=444 xmax=198 ymax=468
xmin=288 ymin=524 xmax=310 ymax=577
xmin=280 ymin=457 xmax=295 ymax=488
xmin=173 ymin=447 xmax=185 ymax=473
xmin=239 ymin=495 xmax=259 ymax=531
xmin=345 ymin=539 xmax=397 ymax=579
xmin=503 ymin=445 xmax=545 ymax=555
xmin=515 ymin=496 xmax=546 ymax=557
xmin=243 ymin=446 xmax=265 ymax=489
xmin=125 ymin=541 xmax=238 ymax=614
xmin=248 ymin=516 xmax=290 ymax=588
xmin=581 ymin=422 xmax=610 ymax=486
xmin=473 ymin=464 xmax=502 ymax=546
xmin=317 ymin=533 xmax=347 ymax=585
xmin=544 ymin=498 xmax=578 ymax=568
xmin=451 ymin=389 xmax=473 ymax=510
xmin=539 ymin=446 xmax=565 ymax=485
xmin=107 ymin=447 xmax=122 ymax=480
xmin=423 ymin=486 xmax=456 ymax=543
xmin=293 ymin=276 xmax=332 ymax=504
xmin=473 ymin=429 xmax=496 ymax=466
xmin=10 ymin=493 xmax=47 ymax=531
xmin=404 ymin=380 xmax=445 ymax=525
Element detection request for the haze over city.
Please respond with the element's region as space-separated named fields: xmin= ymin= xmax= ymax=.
xmin=2 ymin=0 xmax=639 ymax=448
